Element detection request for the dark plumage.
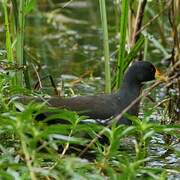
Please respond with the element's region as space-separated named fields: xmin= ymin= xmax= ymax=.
xmin=18 ymin=61 xmax=156 ymax=125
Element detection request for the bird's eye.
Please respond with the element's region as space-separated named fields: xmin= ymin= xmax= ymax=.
xmin=150 ymin=65 xmax=155 ymax=72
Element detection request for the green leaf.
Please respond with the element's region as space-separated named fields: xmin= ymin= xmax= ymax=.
xmin=124 ymin=35 xmax=145 ymax=71
xmin=24 ymin=0 xmax=36 ymax=14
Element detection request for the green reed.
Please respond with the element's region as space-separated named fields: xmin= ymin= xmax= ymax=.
xmin=2 ymin=0 xmax=16 ymax=86
xmin=2 ymin=0 xmax=13 ymax=62
xmin=0 ymin=0 xmax=179 ymax=179
xmin=99 ymin=0 xmax=111 ymax=93
xmin=16 ymin=0 xmax=25 ymax=85
xmin=1 ymin=0 xmax=35 ymax=88
xmin=116 ymin=0 xmax=129 ymax=88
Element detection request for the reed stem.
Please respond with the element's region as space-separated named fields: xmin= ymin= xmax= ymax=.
xmin=2 ymin=0 xmax=16 ymax=86
xmin=16 ymin=0 xmax=25 ymax=85
xmin=99 ymin=0 xmax=111 ymax=93
xmin=116 ymin=0 xmax=129 ymax=88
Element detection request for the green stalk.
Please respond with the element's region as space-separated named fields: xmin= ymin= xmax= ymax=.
xmin=19 ymin=132 xmax=37 ymax=180
xmin=116 ymin=0 xmax=129 ymax=88
xmin=16 ymin=0 xmax=25 ymax=85
xmin=2 ymin=0 xmax=13 ymax=62
xmin=143 ymin=36 xmax=148 ymax=60
xmin=99 ymin=0 xmax=111 ymax=93
xmin=2 ymin=0 xmax=16 ymax=86
xmin=124 ymin=35 xmax=145 ymax=70
xmin=12 ymin=0 xmax=31 ymax=89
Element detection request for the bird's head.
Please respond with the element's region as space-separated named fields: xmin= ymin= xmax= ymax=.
xmin=124 ymin=61 xmax=156 ymax=85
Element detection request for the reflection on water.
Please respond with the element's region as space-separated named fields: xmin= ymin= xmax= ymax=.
xmin=25 ymin=1 xmax=110 ymax=94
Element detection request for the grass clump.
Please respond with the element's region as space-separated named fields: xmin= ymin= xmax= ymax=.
xmin=0 ymin=75 xmax=179 ymax=179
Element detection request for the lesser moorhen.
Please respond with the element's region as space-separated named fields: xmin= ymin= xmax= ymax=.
xmin=18 ymin=61 xmax=157 ymax=125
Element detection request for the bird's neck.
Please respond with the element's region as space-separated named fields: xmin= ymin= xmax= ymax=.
xmin=117 ymin=81 xmax=142 ymax=102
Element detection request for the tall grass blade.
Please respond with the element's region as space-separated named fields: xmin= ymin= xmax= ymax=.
xmin=2 ymin=0 xmax=16 ymax=86
xmin=99 ymin=0 xmax=111 ymax=93
xmin=16 ymin=0 xmax=25 ymax=85
xmin=124 ymin=35 xmax=145 ymax=70
xmin=142 ymin=31 xmax=169 ymax=57
xmin=2 ymin=0 xmax=13 ymax=62
xmin=116 ymin=0 xmax=129 ymax=88
xmin=143 ymin=36 xmax=148 ymax=59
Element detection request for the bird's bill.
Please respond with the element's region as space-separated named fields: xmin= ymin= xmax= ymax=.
xmin=155 ymin=68 xmax=168 ymax=82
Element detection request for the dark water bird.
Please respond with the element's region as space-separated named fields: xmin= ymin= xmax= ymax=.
xmin=18 ymin=61 xmax=158 ymax=125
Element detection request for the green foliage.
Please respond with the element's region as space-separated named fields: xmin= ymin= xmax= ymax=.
xmin=0 ymin=95 xmax=179 ymax=178
xmin=123 ymin=36 xmax=145 ymax=72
